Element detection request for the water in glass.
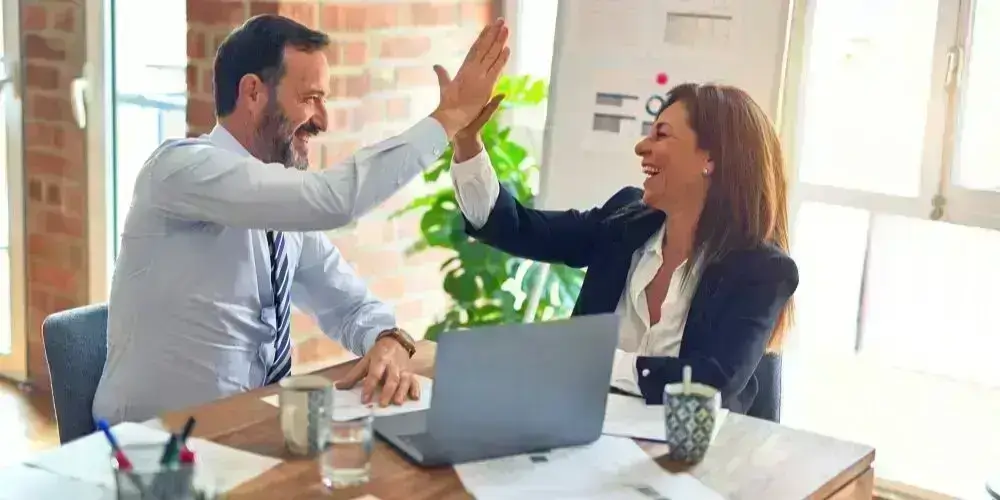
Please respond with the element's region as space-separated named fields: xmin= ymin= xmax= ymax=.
xmin=321 ymin=405 xmax=374 ymax=489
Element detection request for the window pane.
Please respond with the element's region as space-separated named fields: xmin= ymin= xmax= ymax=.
xmin=0 ymin=3 xmax=9 ymax=356
xmin=861 ymin=216 xmax=1000 ymax=386
xmin=0 ymin=108 xmax=7 ymax=248
xmin=786 ymin=202 xmax=870 ymax=352
xmin=795 ymin=0 xmax=942 ymax=196
xmin=0 ymin=249 xmax=9 ymax=355
xmin=112 ymin=0 xmax=187 ymax=251
xmin=784 ymin=216 xmax=1000 ymax=498
xmin=954 ymin=0 xmax=1000 ymax=191
xmin=0 ymin=0 xmax=7 ymax=249
xmin=515 ymin=0 xmax=559 ymax=80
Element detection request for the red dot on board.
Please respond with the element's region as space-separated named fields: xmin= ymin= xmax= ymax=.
xmin=655 ymin=73 xmax=669 ymax=85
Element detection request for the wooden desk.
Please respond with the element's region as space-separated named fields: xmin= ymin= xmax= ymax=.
xmin=161 ymin=342 xmax=875 ymax=499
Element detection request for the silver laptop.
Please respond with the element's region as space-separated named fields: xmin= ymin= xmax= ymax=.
xmin=374 ymin=313 xmax=620 ymax=466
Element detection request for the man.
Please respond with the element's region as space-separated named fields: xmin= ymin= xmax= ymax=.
xmin=93 ymin=14 xmax=510 ymax=424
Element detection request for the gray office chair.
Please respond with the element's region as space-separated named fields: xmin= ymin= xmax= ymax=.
xmin=41 ymin=303 xmax=109 ymax=443
xmin=747 ymin=353 xmax=782 ymax=423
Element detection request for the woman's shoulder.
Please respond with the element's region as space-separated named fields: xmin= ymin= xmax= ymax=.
xmin=711 ymin=243 xmax=799 ymax=286
xmin=595 ymin=188 xmax=665 ymax=247
xmin=599 ymin=187 xmax=660 ymax=224
xmin=601 ymin=186 xmax=645 ymax=210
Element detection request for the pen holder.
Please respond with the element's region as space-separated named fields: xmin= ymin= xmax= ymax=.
xmin=662 ymin=381 xmax=721 ymax=464
xmin=112 ymin=444 xmax=216 ymax=500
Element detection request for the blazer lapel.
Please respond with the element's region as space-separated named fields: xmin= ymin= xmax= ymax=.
xmin=574 ymin=205 xmax=665 ymax=315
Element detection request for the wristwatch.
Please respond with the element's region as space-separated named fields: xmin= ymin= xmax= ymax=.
xmin=377 ymin=327 xmax=416 ymax=358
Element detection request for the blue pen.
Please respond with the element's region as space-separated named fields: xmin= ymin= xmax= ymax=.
xmin=97 ymin=419 xmax=133 ymax=469
xmin=96 ymin=419 xmax=147 ymax=494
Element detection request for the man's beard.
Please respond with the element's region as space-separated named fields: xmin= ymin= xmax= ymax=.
xmin=254 ymin=101 xmax=310 ymax=171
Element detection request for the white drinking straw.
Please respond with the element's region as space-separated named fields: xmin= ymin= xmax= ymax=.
xmin=682 ymin=365 xmax=692 ymax=394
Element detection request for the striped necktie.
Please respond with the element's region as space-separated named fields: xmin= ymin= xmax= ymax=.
xmin=265 ymin=230 xmax=292 ymax=385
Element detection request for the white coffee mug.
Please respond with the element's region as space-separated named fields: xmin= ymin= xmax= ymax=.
xmin=279 ymin=375 xmax=333 ymax=456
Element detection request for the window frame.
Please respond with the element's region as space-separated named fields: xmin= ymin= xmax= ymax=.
xmin=778 ymin=1 xmax=1000 ymax=495
xmin=937 ymin=0 xmax=1000 ymax=230
xmin=84 ymin=0 xmax=117 ymax=302
xmin=782 ymin=0 xmax=964 ymax=227
xmin=502 ymin=0 xmax=556 ymax=134
xmin=0 ymin=0 xmax=27 ymax=380
xmin=782 ymin=0 xmax=1000 ymax=232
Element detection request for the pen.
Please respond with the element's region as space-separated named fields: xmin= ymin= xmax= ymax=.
xmin=160 ymin=416 xmax=197 ymax=465
xmin=96 ymin=419 xmax=147 ymax=495
xmin=96 ymin=419 xmax=132 ymax=469
xmin=178 ymin=416 xmax=197 ymax=447
xmin=159 ymin=434 xmax=179 ymax=465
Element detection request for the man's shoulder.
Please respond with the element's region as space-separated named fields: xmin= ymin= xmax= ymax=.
xmin=140 ymin=135 xmax=252 ymax=184
xmin=147 ymin=136 xmax=217 ymax=164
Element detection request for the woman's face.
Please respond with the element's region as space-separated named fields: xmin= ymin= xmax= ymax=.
xmin=634 ymin=101 xmax=712 ymax=209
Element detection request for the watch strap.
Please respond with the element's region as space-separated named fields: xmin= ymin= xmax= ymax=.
xmin=378 ymin=328 xmax=416 ymax=358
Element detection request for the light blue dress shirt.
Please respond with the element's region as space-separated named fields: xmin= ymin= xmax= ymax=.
xmin=92 ymin=118 xmax=447 ymax=424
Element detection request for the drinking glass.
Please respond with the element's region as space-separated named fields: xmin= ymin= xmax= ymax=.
xmin=321 ymin=402 xmax=374 ymax=489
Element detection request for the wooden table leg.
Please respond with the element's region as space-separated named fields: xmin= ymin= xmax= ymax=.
xmin=826 ymin=467 xmax=874 ymax=500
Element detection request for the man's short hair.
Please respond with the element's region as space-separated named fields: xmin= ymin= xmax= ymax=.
xmin=213 ymin=14 xmax=330 ymax=118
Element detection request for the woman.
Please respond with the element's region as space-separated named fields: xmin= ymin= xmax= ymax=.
xmin=449 ymin=82 xmax=798 ymax=419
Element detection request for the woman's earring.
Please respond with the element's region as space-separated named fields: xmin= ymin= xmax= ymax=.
xmin=702 ymin=167 xmax=711 ymax=177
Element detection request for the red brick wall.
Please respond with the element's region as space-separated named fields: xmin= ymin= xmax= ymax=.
xmin=186 ymin=1 xmax=495 ymax=348
xmin=21 ymin=0 xmax=89 ymax=386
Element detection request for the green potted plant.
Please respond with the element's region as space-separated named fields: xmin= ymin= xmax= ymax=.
xmin=392 ymin=75 xmax=585 ymax=340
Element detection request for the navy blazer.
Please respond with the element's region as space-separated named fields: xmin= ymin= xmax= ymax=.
xmin=464 ymin=185 xmax=799 ymax=420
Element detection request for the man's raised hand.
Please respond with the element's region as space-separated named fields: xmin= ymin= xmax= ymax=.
xmin=430 ymin=19 xmax=510 ymax=139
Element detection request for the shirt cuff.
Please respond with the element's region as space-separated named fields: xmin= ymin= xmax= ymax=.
xmin=360 ymin=325 xmax=392 ymax=355
xmin=450 ymin=148 xmax=493 ymax=182
xmin=399 ymin=116 xmax=449 ymax=165
xmin=611 ymin=349 xmax=642 ymax=396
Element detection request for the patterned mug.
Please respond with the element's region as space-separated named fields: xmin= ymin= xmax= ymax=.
xmin=662 ymin=380 xmax=721 ymax=463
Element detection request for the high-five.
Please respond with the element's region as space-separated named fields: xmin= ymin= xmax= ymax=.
xmin=93 ymin=14 xmax=513 ymax=425
xmin=430 ymin=19 xmax=511 ymax=139
xmin=335 ymin=19 xmax=511 ymax=407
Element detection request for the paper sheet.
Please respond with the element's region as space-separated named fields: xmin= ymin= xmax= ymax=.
xmin=139 ymin=417 xmax=167 ymax=432
xmin=0 ymin=464 xmax=110 ymax=500
xmin=261 ymin=375 xmax=433 ymax=421
xmin=22 ymin=422 xmax=280 ymax=494
xmin=603 ymin=394 xmax=730 ymax=443
xmin=455 ymin=435 xmax=725 ymax=499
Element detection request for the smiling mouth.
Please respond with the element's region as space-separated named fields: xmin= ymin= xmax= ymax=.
xmin=642 ymin=164 xmax=661 ymax=178
xmin=295 ymin=122 xmax=319 ymax=142
xmin=293 ymin=129 xmax=313 ymax=147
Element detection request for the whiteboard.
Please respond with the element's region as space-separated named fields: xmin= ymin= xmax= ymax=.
xmin=538 ymin=0 xmax=792 ymax=210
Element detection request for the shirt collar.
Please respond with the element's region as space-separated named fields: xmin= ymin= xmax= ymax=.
xmin=644 ymin=223 xmax=667 ymax=257
xmin=208 ymin=124 xmax=253 ymax=158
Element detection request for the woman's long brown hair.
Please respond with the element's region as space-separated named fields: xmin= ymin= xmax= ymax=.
xmin=665 ymin=83 xmax=793 ymax=352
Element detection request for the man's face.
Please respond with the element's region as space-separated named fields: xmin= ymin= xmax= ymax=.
xmin=254 ymin=47 xmax=330 ymax=170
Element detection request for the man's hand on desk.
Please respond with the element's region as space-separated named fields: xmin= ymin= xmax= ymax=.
xmin=336 ymin=335 xmax=421 ymax=407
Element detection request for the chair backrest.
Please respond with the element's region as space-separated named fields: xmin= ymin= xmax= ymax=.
xmin=747 ymin=353 xmax=782 ymax=422
xmin=42 ymin=303 xmax=109 ymax=443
